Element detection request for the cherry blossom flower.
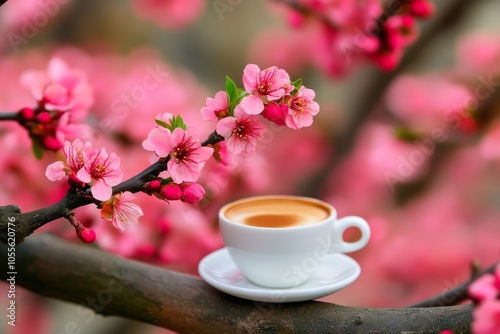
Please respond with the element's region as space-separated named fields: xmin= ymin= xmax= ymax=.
xmin=240 ymin=64 xmax=292 ymax=115
xmin=469 ymin=265 xmax=500 ymax=302
xmin=77 ymin=148 xmax=124 ymax=201
xmin=201 ymin=90 xmax=230 ymax=121
xmin=284 ymin=86 xmax=320 ymax=129
xmin=21 ymin=57 xmax=93 ymax=118
xmin=472 ymin=300 xmax=500 ymax=334
xmin=142 ymin=126 xmax=172 ymax=157
xmin=166 ymin=128 xmax=214 ymax=183
xmin=131 ymin=0 xmax=206 ymax=30
xmin=45 ymin=139 xmax=92 ymax=182
xmin=143 ymin=127 xmax=214 ymax=183
xmin=101 ymin=192 xmax=144 ymax=232
xmin=216 ymin=105 xmax=267 ymax=155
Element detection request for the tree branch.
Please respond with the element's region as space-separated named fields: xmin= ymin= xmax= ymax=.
xmin=409 ymin=262 xmax=499 ymax=308
xmin=0 ymin=112 xmax=18 ymax=121
xmin=1 ymin=234 xmax=474 ymax=333
xmin=0 ymin=131 xmax=224 ymax=245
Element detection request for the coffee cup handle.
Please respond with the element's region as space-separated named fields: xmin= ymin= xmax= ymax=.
xmin=330 ymin=216 xmax=370 ymax=253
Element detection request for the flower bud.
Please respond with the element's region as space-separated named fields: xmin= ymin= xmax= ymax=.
xmin=161 ymin=183 xmax=183 ymax=201
xmin=37 ymin=111 xmax=52 ymax=123
xmin=181 ymin=182 xmax=205 ymax=204
xmin=20 ymin=107 xmax=35 ymax=120
xmin=42 ymin=136 xmax=62 ymax=151
xmin=148 ymin=179 xmax=162 ymax=192
xmin=76 ymin=227 xmax=96 ymax=243
xmin=410 ymin=0 xmax=435 ymax=18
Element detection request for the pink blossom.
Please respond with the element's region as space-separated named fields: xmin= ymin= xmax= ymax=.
xmin=142 ymin=127 xmax=172 ymax=157
xmin=77 ymin=148 xmax=124 ymax=201
xmin=131 ymin=0 xmax=206 ymax=30
xmin=101 ymin=192 xmax=144 ymax=232
xmin=166 ymin=128 xmax=214 ymax=183
xmin=21 ymin=57 xmax=93 ymax=118
xmin=181 ymin=182 xmax=205 ymax=204
xmin=240 ymin=64 xmax=292 ymax=115
xmin=469 ymin=265 xmax=500 ymax=302
xmin=212 ymin=141 xmax=232 ymax=166
xmin=479 ymin=123 xmax=500 ymax=160
xmin=45 ymin=139 xmax=92 ymax=182
xmin=201 ymin=90 xmax=229 ymax=121
xmin=472 ymin=300 xmax=500 ymax=334
xmin=284 ymin=86 xmax=320 ymax=129
xmin=216 ymin=105 xmax=267 ymax=155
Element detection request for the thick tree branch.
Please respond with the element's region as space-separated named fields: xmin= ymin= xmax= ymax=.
xmin=1 ymin=234 xmax=474 ymax=333
xmin=0 ymin=131 xmax=224 ymax=245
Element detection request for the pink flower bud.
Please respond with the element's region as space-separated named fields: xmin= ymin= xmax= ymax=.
xmin=161 ymin=183 xmax=183 ymax=201
xmin=262 ymin=102 xmax=287 ymax=126
xmin=76 ymin=227 xmax=96 ymax=243
xmin=42 ymin=136 xmax=62 ymax=151
xmin=181 ymin=182 xmax=205 ymax=204
xmin=148 ymin=179 xmax=162 ymax=192
xmin=287 ymin=10 xmax=304 ymax=29
xmin=410 ymin=0 xmax=435 ymax=18
xmin=37 ymin=111 xmax=52 ymax=123
xmin=20 ymin=107 xmax=35 ymax=120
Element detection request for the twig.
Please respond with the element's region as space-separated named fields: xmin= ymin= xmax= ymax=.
xmin=408 ymin=262 xmax=499 ymax=308
xmin=0 ymin=131 xmax=224 ymax=245
xmin=0 ymin=112 xmax=18 ymax=121
xmin=0 ymin=234 xmax=474 ymax=333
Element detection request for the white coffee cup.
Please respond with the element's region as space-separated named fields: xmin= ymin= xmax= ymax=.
xmin=219 ymin=195 xmax=370 ymax=288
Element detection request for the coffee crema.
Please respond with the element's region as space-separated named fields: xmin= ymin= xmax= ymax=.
xmin=223 ymin=197 xmax=331 ymax=228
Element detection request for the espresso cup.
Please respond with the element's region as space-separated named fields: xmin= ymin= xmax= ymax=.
xmin=219 ymin=195 xmax=370 ymax=288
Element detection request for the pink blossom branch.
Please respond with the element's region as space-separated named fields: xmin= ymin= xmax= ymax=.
xmin=0 ymin=131 xmax=224 ymax=245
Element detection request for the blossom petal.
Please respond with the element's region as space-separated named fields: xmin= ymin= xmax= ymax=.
xmin=240 ymin=95 xmax=264 ymax=115
xmin=45 ymin=161 xmax=66 ymax=181
xmin=91 ymin=179 xmax=113 ymax=201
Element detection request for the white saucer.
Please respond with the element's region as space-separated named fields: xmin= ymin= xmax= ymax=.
xmin=198 ymin=248 xmax=360 ymax=303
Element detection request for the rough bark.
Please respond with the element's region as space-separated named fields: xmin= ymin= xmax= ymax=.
xmin=1 ymin=234 xmax=473 ymax=333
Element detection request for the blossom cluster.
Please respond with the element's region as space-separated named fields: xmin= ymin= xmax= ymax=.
xmin=204 ymin=64 xmax=319 ymax=155
xmin=468 ymin=265 xmax=500 ymax=334
xmin=19 ymin=58 xmax=93 ymax=155
xmin=272 ymin=0 xmax=434 ymax=76
xmin=40 ymin=62 xmax=319 ymax=241
xmin=45 ymin=139 xmax=123 ymax=201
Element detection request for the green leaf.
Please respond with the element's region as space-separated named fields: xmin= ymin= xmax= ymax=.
xmin=290 ymin=78 xmax=303 ymax=95
xmin=171 ymin=115 xmax=187 ymax=130
xmin=32 ymin=140 xmax=43 ymax=159
xmin=155 ymin=119 xmax=171 ymax=130
xmin=225 ymin=76 xmax=237 ymax=103
xmin=394 ymin=127 xmax=421 ymax=142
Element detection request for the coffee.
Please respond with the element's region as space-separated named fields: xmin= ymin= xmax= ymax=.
xmin=223 ymin=197 xmax=331 ymax=228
